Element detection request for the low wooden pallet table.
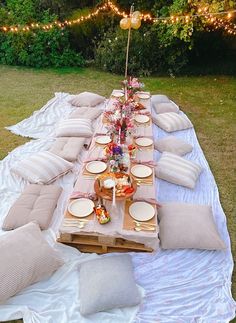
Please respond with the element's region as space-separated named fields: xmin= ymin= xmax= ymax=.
xmin=58 ymin=232 xmax=153 ymax=254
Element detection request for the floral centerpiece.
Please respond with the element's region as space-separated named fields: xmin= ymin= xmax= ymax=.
xmin=104 ymin=98 xmax=135 ymax=144
xmin=122 ymin=77 xmax=144 ymax=99
xmin=104 ymin=143 xmax=126 ymax=172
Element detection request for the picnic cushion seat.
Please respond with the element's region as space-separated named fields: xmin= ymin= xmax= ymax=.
xmin=152 ymin=112 xmax=193 ymax=132
xmin=68 ymin=107 xmax=102 ymax=121
xmin=69 ymin=91 xmax=105 ymax=107
xmin=49 ymin=137 xmax=86 ymax=162
xmin=153 ymin=102 xmax=179 ymax=114
xmin=55 ymin=119 xmax=93 ymax=138
xmin=79 ymin=255 xmax=141 ymax=316
xmin=158 ymin=202 xmax=226 ymax=250
xmin=0 ymin=222 xmax=63 ymax=303
xmin=155 ymin=152 xmax=202 ymax=189
xmin=154 ymin=136 xmax=193 ymax=156
xmin=151 ymin=94 xmax=170 ymax=104
xmin=11 ymin=151 xmax=73 ymax=184
xmin=2 ymin=184 xmax=62 ymax=231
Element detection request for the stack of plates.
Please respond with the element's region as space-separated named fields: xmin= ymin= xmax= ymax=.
xmin=68 ymin=198 xmax=94 ymax=218
xmin=134 ymin=114 xmax=150 ymax=124
xmin=95 ymin=136 xmax=111 ymax=145
xmin=130 ymin=164 xmax=152 ymax=178
xmin=129 ymin=202 xmax=155 ymax=221
xmin=135 ymin=137 xmax=153 ymax=147
xmin=86 ymin=161 xmax=107 ymax=174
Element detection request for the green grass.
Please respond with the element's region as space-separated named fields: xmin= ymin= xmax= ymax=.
xmin=0 ymin=66 xmax=235 ymax=322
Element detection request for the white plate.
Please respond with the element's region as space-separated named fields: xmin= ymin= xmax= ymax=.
xmin=135 ymin=114 xmax=150 ymax=124
xmin=86 ymin=161 xmax=107 ymax=174
xmin=95 ymin=136 xmax=111 ymax=145
xmin=131 ymin=164 xmax=152 ymax=178
xmin=68 ymin=198 xmax=94 ymax=218
xmin=135 ymin=137 xmax=153 ymax=147
xmin=137 ymin=93 xmax=150 ymax=100
xmin=129 ymin=202 xmax=155 ymax=221
xmin=112 ymin=92 xmax=124 ymax=98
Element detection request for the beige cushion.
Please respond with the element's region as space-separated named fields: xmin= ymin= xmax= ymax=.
xmin=11 ymin=151 xmax=73 ymax=184
xmin=0 ymin=222 xmax=64 ymax=303
xmin=153 ymin=102 xmax=179 ymax=114
xmin=68 ymin=107 xmax=102 ymax=120
xmin=155 ymin=152 xmax=202 ymax=189
xmin=158 ymin=202 xmax=226 ymax=250
xmin=152 ymin=112 xmax=193 ymax=132
xmin=2 ymin=184 xmax=62 ymax=231
xmin=55 ymin=119 xmax=93 ymax=138
xmin=154 ymin=136 xmax=193 ymax=156
xmin=152 ymin=94 xmax=170 ymax=104
xmin=49 ymin=137 xmax=85 ymax=161
xmin=69 ymin=91 xmax=105 ymax=107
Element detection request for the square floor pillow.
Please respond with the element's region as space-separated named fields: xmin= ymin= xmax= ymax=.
xmin=0 ymin=222 xmax=64 ymax=303
xmin=151 ymin=94 xmax=170 ymax=104
xmin=153 ymin=102 xmax=179 ymax=114
xmin=155 ymin=152 xmax=202 ymax=189
xmin=158 ymin=202 xmax=226 ymax=250
xmin=2 ymin=184 xmax=62 ymax=230
xmin=11 ymin=151 xmax=73 ymax=184
xmin=152 ymin=112 xmax=193 ymax=132
xmin=68 ymin=107 xmax=102 ymax=121
xmin=79 ymin=254 xmax=141 ymax=316
xmin=49 ymin=137 xmax=86 ymax=162
xmin=69 ymin=91 xmax=105 ymax=107
xmin=154 ymin=136 xmax=193 ymax=156
xmin=55 ymin=119 xmax=93 ymax=138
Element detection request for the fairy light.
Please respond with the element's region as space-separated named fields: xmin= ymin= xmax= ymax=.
xmin=0 ymin=0 xmax=235 ymax=35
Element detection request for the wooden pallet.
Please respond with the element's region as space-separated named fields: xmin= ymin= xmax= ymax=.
xmin=58 ymin=232 xmax=153 ymax=254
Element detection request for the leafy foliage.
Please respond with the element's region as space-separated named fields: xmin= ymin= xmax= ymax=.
xmin=0 ymin=0 xmax=84 ymax=67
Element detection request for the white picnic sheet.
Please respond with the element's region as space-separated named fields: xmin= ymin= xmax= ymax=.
xmin=1 ymin=92 xmax=235 ymax=322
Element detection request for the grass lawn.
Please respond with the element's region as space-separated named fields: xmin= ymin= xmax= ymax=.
xmin=0 ymin=66 xmax=235 ymax=321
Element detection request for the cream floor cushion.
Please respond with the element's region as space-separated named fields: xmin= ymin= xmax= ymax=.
xmin=154 ymin=136 xmax=193 ymax=156
xmin=155 ymin=152 xmax=202 ymax=189
xmin=49 ymin=137 xmax=86 ymax=161
xmin=151 ymin=94 xmax=170 ymax=104
xmin=11 ymin=151 xmax=73 ymax=184
xmin=0 ymin=222 xmax=63 ymax=303
xmin=55 ymin=119 xmax=93 ymax=138
xmin=68 ymin=107 xmax=102 ymax=120
xmin=2 ymin=184 xmax=62 ymax=230
xmin=152 ymin=112 xmax=193 ymax=132
xmin=158 ymin=202 xmax=226 ymax=250
xmin=69 ymin=91 xmax=105 ymax=107
xmin=153 ymin=102 xmax=179 ymax=114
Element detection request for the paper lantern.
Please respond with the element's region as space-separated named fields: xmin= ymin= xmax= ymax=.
xmin=131 ymin=17 xmax=141 ymax=29
xmin=132 ymin=11 xmax=141 ymax=19
xmin=120 ymin=17 xmax=131 ymax=30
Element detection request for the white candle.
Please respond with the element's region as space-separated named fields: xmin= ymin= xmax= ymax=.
xmin=112 ymin=182 xmax=116 ymax=206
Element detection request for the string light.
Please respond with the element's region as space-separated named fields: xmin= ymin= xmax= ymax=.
xmin=0 ymin=0 xmax=235 ymax=35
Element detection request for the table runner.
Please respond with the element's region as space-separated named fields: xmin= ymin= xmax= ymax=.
xmin=1 ymin=92 xmax=235 ymax=322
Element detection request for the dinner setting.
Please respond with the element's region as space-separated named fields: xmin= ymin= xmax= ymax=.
xmin=0 ymin=1 xmax=235 ymax=323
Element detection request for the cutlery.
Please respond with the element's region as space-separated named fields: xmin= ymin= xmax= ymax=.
xmin=134 ymin=221 xmax=156 ymax=227
xmin=134 ymin=227 xmax=155 ymax=232
xmin=134 ymin=222 xmax=156 ymax=229
xmin=133 ymin=220 xmax=156 ymax=226
xmin=63 ymin=223 xmax=85 ymax=229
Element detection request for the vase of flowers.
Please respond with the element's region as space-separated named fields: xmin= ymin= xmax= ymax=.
xmin=122 ymin=77 xmax=144 ymax=100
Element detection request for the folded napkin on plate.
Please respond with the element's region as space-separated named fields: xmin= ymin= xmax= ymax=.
xmin=136 ymin=111 xmax=151 ymax=116
xmin=132 ymin=160 xmax=157 ymax=167
xmin=70 ymin=191 xmax=97 ymax=201
xmin=133 ymin=198 xmax=161 ymax=208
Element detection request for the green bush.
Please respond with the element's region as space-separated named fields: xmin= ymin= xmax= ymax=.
xmin=94 ymin=25 xmax=189 ymax=76
xmin=0 ymin=28 xmax=84 ymax=67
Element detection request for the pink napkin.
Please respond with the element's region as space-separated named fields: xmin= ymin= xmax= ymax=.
xmin=133 ymin=160 xmax=157 ymax=167
xmin=70 ymin=191 xmax=97 ymax=201
xmin=85 ymin=157 xmax=107 ymax=163
xmin=133 ymin=197 xmax=161 ymax=208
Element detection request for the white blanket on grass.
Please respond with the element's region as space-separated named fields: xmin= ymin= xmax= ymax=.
xmin=1 ymin=93 xmax=235 ymax=323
